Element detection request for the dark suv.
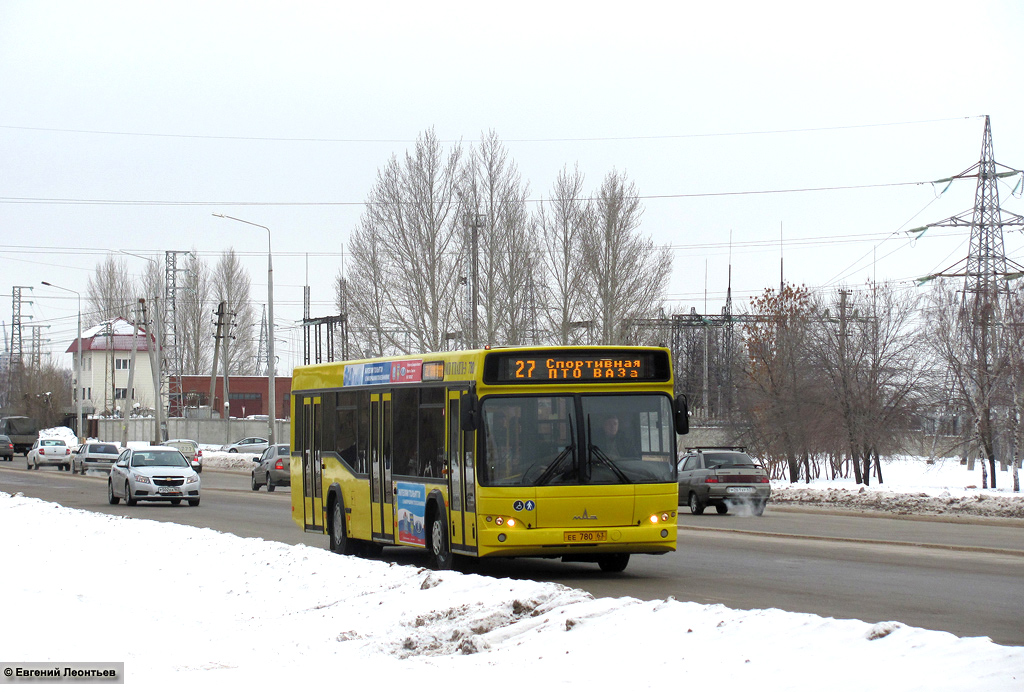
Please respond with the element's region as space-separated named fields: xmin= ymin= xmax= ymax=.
xmin=677 ymin=447 xmax=771 ymax=516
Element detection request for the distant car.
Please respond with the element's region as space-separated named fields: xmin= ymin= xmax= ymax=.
xmin=164 ymin=439 xmax=203 ymax=473
xmin=0 ymin=434 xmax=14 ymax=461
xmin=251 ymin=444 xmax=290 ymax=492
xmin=107 ymin=446 xmax=201 ymax=507
xmin=72 ymin=442 xmax=120 ymax=474
xmin=220 ymin=436 xmax=269 ymax=454
xmin=677 ymin=447 xmax=771 ymax=516
xmin=27 ymin=438 xmax=73 ymax=471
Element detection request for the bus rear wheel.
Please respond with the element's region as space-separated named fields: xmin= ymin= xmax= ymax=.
xmin=429 ymin=512 xmax=454 ymax=570
xmin=329 ymin=498 xmax=354 ymax=556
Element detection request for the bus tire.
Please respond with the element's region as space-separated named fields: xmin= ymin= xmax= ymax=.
xmin=429 ymin=511 xmax=454 ymax=571
xmin=597 ymin=553 xmax=630 ymax=573
xmin=329 ymin=495 xmax=355 ymax=556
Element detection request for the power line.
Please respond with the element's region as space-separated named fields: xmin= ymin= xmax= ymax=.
xmin=0 ymin=115 xmax=978 ymax=144
xmin=0 ymin=180 xmax=931 ymax=208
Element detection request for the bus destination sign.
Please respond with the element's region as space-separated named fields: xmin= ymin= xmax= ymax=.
xmin=484 ymin=351 xmax=669 ymax=384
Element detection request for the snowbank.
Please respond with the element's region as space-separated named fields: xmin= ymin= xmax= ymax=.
xmin=0 ymin=491 xmax=1021 ymax=690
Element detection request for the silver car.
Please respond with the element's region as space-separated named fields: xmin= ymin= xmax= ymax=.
xmin=677 ymin=447 xmax=771 ymax=516
xmin=220 ymin=436 xmax=269 ymax=454
xmin=251 ymin=444 xmax=290 ymax=492
xmin=73 ymin=442 xmax=120 ymax=474
xmin=108 ymin=446 xmax=201 ymax=507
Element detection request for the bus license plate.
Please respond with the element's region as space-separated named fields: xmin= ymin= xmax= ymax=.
xmin=564 ymin=530 xmax=607 ymax=543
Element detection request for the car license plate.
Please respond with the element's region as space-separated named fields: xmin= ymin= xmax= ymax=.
xmin=727 ymin=487 xmax=755 ymax=494
xmin=564 ymin=530 xmax=607 ymax=543
xmin=157 ymin=487 xmax=181 ymax=495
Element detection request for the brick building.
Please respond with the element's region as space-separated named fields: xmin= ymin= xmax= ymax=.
xmin=179 ymin=375 xmax=292 ymax=419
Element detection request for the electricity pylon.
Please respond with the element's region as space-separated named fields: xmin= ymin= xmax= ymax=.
xmin=915 ymin=115 xmax=1024 ymax=486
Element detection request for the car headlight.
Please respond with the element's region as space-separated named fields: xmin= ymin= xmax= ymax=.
xmin=132 ymin=473 xmax=150 ymax=484
xmin=185 ymin=474 xmax=199 ymax=484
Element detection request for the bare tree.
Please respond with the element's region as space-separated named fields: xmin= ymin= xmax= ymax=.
xmin=177 ymin=250 xmax=213 ymax=375
xmin=583 ymin=169 xmax=672 ymax=344
xmin=344 ymin=224 xmax=392 ymax=357
xmin=212 ymin=249 xmax=257 ymax=375
xmin=347 ymin=128 xmax=464 ymax=354
xmin=86 ymin=254 xmax=135 ymax=323
xmin=536 ymin=165 xmax=592 ymax=344
xmin=739 ymin=283 xmax=822 ymax=482
xmin=925 ymin=279 xmax=1014 ymax=488
xmin=20 ymin=357 xmax=72 ymax=428
xmin=458 ymin=131 xmax=538 ymax=346
xmin=811 ymin=282 xmax=929 ymax=485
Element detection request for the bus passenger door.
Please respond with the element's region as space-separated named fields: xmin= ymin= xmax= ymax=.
xmin=301 ymin=395 xmax=324 ymax=532
xmin=447 ymin=392 xmax=465 ymax=550
xmin=369 ymin=392 xmax=395 ymax=543
xmin=448 ymin=389 xmax=477 ymax=554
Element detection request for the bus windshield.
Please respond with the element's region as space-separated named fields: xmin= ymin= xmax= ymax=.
xmin=479 ymin=394 xmax=676 ymax=486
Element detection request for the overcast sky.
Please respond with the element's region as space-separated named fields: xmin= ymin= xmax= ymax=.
xmin=3 ymin=1 xmax=1023 ymax=371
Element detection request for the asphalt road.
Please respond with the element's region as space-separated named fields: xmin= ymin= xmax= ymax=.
xmin=3 ymin=461 xmax=1023 ymax=646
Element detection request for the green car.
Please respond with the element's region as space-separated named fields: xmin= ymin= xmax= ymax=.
xmin=677 ymin=447 xmax=771 ymax=516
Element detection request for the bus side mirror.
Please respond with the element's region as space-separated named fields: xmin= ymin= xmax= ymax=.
xmin=460 ymin=390 xmax=479 ymax=431
xmin=675 ymin=395 xmax=689 ymax=435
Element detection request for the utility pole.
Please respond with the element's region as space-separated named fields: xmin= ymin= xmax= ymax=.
xmin=121 ymin=300 xmax=142 ymax=447
xmin=222 ymin=305 xmax=232 ymax=446
xmin=209 ymin=301 xmax=225 ymax=418
xmin=464 ymin=212 xmax=485 ymax=349
xmin=141 ymin=298 xmax=165 ymax=444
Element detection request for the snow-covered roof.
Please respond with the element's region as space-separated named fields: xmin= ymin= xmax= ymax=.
xmin=65 ymin=317 xmax=152 ymax=354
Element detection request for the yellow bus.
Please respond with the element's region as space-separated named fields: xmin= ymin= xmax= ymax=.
xmin=290 ymin=345 xmax=688 ymax=572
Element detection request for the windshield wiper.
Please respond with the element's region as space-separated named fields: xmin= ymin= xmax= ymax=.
xmin=588 ymin=442 xmax=631 ymax=483
xmin=532 ymin=443 xmax=575 ymax=486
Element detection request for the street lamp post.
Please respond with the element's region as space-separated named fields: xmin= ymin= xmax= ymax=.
xmin=213 ymin=213 xmax=276 ymax=446
xmin=42 ymin=281 xmax=83 ymax=443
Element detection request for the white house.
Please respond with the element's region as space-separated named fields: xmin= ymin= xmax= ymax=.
xmin=65 ymin=318 xmax=157 ymax=417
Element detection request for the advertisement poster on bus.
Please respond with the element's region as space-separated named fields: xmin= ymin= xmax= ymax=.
xmin=343 ymin=362 xmax=392 ymax=387
xmin=390 ymin=359 xmax=422 ymax=383
xmin=395 ymin=481 xmax=426 ymax=546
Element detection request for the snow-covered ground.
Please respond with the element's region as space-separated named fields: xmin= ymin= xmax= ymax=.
xmin=4 ymin=429 xmax=1021 ymax=688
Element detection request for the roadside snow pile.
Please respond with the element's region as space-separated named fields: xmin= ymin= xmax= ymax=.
xmin=770 ymin=456 xmax=1024 ymax=518
xmin=200 ymin=449 xmax=259 ymax=471
xmin=1 ymin=491 xmax=1022 ymax=690
xmin=771 ymin=486 xmax=1024 ymax=518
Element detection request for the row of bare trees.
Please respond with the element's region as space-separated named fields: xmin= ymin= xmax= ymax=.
xmin=84 ymin=250 xmax=258 ymax=376
xmin=723 ymin=279 xmax=1022 ymax=489
xmin=339 ymin=129 xmax=672 ymax=356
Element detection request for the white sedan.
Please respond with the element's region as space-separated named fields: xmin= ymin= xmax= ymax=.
xmin=27 ymin=438 xmax=73 ymax=471
xmin=108 ymin=446 xmax=201 ymax=507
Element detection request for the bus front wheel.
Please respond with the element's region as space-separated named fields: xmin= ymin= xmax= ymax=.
xmin=429 ymin=512 xmax=454 ymax=571
xmin=598 ymin=553 xmax=630 ymax=573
